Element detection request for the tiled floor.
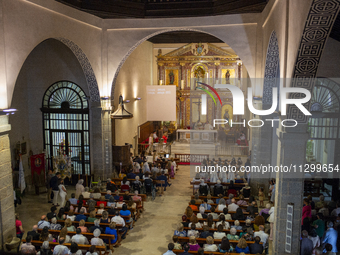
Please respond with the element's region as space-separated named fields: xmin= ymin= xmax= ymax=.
xmin=15 ymin=166 xmax=273 ymax=255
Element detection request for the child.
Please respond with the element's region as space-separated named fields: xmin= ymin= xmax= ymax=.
xmin=258 ymin=187 xmax=264 ymax=207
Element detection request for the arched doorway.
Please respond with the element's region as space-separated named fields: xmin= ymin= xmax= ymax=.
xmin=41 ymin=81 xmax=90 ymax=183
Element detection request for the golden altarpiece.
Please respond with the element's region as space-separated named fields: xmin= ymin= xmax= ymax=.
xmin=156 ymin=43 xmax=244 ymax=133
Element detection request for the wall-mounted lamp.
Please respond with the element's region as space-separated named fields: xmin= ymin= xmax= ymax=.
xmin=100 ymin=97 xmax=112 ymax=111
xmin=0 ymin=109 xmax=17 ymax=115
xmin=124 ymin=100 xmax=130 ymax=103
xmin=135 ymin=97 xmax=142 ymax=100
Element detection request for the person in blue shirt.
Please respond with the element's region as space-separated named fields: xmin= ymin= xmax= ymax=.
xmin=113 ymin=190 xmax=121 ymax=201
xmin=105 ymin=190 xmax=113 ymax=200
xmin=157 ymin=170 xmax=169 ymax=192
xmin=322 ymin=221 xmax=338 ymax=254
xmin=68 ymin=193 xmax=78 ymax=205
xmin=120 ymin=204 xmax=133 ymax=229
xmin=104 ymin=221 xmax=118 ymax=245
xmin=126 ymin=170 xmax=136 ymax=179
xmin=234 ymin=237 xmax=250 ymax=253
xmin=200 ymin=198 xmax=212 ymax=211
xmin=178 ymin=243 xmax=190 ymax=255
xmin=75 ymin=208 xmax=87 ymax=222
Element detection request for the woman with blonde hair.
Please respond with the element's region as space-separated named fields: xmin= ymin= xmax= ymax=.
xmin=97 ymin=203 xmax=105 ymax=215
xmin=65 ymin=218 xmax=76 ymax=232
xmin=78 ymin=219 xmax=88 ymax=233
xmin=185 ymin=206 xmax=193 ymax=219
xmin=104 ymin=221 xmax=118 ymax=245
xmin=58 ymin=227 xmax=71 ymax=243
xmin=189 ymin=214 xmax=202 ymax=228
xmin=86 ymin=211 xmax=96 ymax=223
xmin=188 ymin=236 xmax=200 ymax=251
xmin=203 ymin=236 xmax=218 ymax=251
xmin=234 ymin=237 xmax=250 ymax=253
xmin=174 ymin=223 xmax=186 ymax=237
xmin=206 ymin=194 xmax=214 ymax=204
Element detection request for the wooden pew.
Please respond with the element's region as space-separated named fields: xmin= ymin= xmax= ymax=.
xmin=190 ymin=181 xmax=246 ymax=195
xmin=173 ymin=250 xmax=257 ymax=255
xmin=177 ymin=236 xmax=257 ymax=246
xmin=36 ymin=229 xmax=116 ymax=249
xmin=23 ymin=240 xmax=107 ymax=254
xmin=72 ymin=212 xmax=132 ymax=223
xmin=188 ymin=218 xmax=254 ymax=225
xmin=190 ymin=195 xmax=249 ymax=202
xmin=183 ymin=227 xmax=243 ymax=234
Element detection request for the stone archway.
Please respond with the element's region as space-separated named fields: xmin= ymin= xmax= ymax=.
xmin=110 ymin=28 xmax=236 ymax=99
xmin=287 ymin=0 xmax=340 ymax=123
xmin=262 ymin=31 xmax=280 ymax=106
xmin=54 ymin=37 xmax=100 ymax=103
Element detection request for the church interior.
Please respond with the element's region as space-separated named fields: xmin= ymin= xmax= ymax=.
xmin=1 ymin=0 xmax=340 ymax=255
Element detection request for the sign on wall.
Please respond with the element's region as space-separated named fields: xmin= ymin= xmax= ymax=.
xmin=146 ymin=85 xmax=176 ymax=121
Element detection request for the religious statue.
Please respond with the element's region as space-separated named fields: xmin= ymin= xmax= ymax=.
xmin=224 ymin=110 xmax=230 ymax=127
xmin=169 ymin=70 xmax=175 ymax=85
xmin=225 ymin=70 xmax=230 ymax=84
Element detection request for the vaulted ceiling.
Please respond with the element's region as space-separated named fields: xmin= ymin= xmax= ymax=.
xmin=55 ymin=0 xmax=268 ymax=19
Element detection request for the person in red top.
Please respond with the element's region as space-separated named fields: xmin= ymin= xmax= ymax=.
xmin=15 ymin=213 xmax=24 ymax=252
xmin=189 ymin=200 xmax=198 ymax=211
xmin=96 ymin=196 xmax=107 ymax=207
xmin=162 ymin=132 xmax=168 ymax=144
xmin=302 ymin=198 xmax=312 ymax=225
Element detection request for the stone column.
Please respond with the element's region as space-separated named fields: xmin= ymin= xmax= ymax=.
xmin=273 ymin=122 xmax=308 ymax=254
xmin=0 ymin=115 xmax=16 ymax=249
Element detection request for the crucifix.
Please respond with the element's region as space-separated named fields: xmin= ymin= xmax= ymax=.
xmin=192 ymin=98 xmax=202 ymax=122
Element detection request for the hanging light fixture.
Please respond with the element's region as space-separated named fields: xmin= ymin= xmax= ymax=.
xmin=111 ymin=94 xmax=133 ymax=119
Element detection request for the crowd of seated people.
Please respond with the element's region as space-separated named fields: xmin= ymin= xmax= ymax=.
xmin=163 ymin=180 xmax=271 ymax=255
xmin=299 ymin=195 xmax=340 ymax=255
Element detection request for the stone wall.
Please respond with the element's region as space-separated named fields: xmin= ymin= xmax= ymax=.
xmin=0 ymin=116 xmax=15 ymax=248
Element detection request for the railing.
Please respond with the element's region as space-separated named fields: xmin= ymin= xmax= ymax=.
xmin=175 ymin=154 xmax=209 ymax=165
xmin=138 ymin=143 xmax=171 ymax=155
xmin=216 ymin=145 xmax=249 ymax=156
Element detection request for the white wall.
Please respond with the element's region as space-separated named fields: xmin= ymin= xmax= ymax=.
xmin=113 ymin=41 xmax=153 ymax=146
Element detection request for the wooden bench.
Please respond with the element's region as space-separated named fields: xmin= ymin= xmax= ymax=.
xmin=191 ymin=202 xmax=250 ymax=210
xmin=23 ymin=240 xmax=107 ymax=254
xmin=190 ymin=195 xmax=249 ymax=202
xmin=72 ymin=202 xmax=140 ymax=214
xmin=173 ymin=250 xmax=256 ymax=255
xmin=183 ymin=227 xmax=243 ymax=233
xmin=190 ymin=181 xmax=246 ymax=195
xmin=188 ymin=218 xmax=254 ymax=225
xmin=36 ymin=228 xmax=116 ymax=249
xmin=177 ymin=236 xmax=257 ymax=246
xmin=72 ymin=212 xmax=132 ymax=223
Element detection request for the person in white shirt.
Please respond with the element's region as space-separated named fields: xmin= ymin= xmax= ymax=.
xmin=204 ymin=121 xmax=213 ymax=130
xmin=111 ymin=211 xmax=125 ymax=227
xmin=90 ymin=229 xmax=105 ymax=248
xmin=216 ymin=214 xmax=230 ymax=230
xmin=187 ymin=224 xmax=199 ymax=238
xmin=82 ymin=187 xmax=91 ymax=199
xmin=71 ymin=228 xmax=89 ymax=245
xmin=85 ymin=245 xmax=98 ymax=255
xmin=204 ymin=236 xmax=218 ymax=251
xmin=331 ymin=202 xmax=340 ymax=216
xmin=53 ymin=238 xmax=69 ymax=255
xmin=217 ymin=198 xmax=227 ymax=212
xmin=163 ymin=243 xmax=176 ymax=255
xmin=254 ymin=225 xmax=268 ymax=248
xmin=228 ymin=198 xmax=239 ymax=212
xmin=213 ymin=224 xmax=227 ymax=240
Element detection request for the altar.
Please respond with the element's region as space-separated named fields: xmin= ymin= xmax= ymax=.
xmin=176 ymin=129 xmax=217 ymax=143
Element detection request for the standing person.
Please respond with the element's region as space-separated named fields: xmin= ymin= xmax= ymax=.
xmin=268 ymin=205 xmax=275 ymax=240
xmin=75 ymin=179 xmax=85 ymax=199
xmin=301 ymin=230 xmax=313 ymax=255
xmin=46 ymin=169 xmax=54 ymax=203
xmin=50 ymin=172 xmax=61 ymax=206
xmin=322 ymin=221 xmax=338 ymax=254
xmin=15 ymin=213 xmax=24 ymax=252
xmin=269 ymin=179 xmax=276 ymax=204
xmin=302 ymin=198 xmax=312 ymax=224
xmin=58 ymin=179 xmax=67 ymax=207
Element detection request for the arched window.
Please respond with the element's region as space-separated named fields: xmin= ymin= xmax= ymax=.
xmin=41 ymin=81 xmax=90 ymax=179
